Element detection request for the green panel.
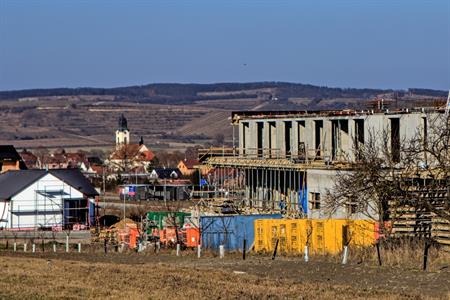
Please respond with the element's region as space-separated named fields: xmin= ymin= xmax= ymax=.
xmin=146 ymin=211 xmax=190 ymax=232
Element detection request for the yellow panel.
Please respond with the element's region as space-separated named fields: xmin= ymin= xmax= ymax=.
xmin=350 ymin=220 xmax=376 ymax=247
xmin=254 ymin=219 xmax=266 ymax=252
xmin=253 ymin=218 xmax=376 ymax=255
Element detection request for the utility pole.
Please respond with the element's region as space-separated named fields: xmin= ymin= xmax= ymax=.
xmin=123 ymin=187 xmax=126 ymax=220
xmin=163 ymin=178 xmax=167 ymax=208
xmin=102 ymin=165 xmax=106 ymax=226
xmin=445 ymin=90 xmax=450 ymax=116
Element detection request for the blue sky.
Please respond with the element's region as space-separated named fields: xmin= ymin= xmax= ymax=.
xmin=0 ymin=0 xmax=449 ymax=91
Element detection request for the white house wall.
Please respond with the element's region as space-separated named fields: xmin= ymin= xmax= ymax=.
xmin=0 ymin=201 xmax=9 ymax=228
xmin=9 ymin=173 xmax=84 ymax=229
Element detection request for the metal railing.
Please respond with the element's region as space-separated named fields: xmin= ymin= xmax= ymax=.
xmin=198 ymin=147 xmax=334 ymax=164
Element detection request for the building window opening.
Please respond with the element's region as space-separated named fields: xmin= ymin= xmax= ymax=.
xmin=314 ymin=120 xmax=323 ymax=158
xmin=284 ymin=121 xmax=292 ymax=157
xmin=390 ymin=118 xmax=400 ymax=163
xmin=310 ymin=192 xmax=321 ymax=210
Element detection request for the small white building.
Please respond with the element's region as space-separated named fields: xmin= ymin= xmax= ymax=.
xmin=0 ymin=169 xmax=98 ymax=230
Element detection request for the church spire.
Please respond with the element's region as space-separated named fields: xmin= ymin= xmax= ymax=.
xmin=116 ymin=114 xmax=130 ymax=145
xmin=118 ymin=114 xmax=128 ymax=131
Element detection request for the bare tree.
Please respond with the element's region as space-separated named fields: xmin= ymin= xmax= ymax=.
xmin=403 ymin=113 xmax=450 ymax=222
xmin=324 ymin=129 xmax=409 ymax=236
xmin=326 ymin=112 xmax=450 ymax=240
xmin=34 ymin=147 xmax=49 ymax=168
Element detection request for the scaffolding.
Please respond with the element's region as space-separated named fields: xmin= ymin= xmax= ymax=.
xmin=9 ymin=180 xmax=91 ymax=230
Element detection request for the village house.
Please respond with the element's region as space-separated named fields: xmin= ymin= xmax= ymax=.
xmin=178 ymin=158 xmax=214 ymax=177
xmin=0 ymin=145 xmax=27 ymax=173
xmin=177 ymin=159 xmax=199 ymax=176
xmin=0 ymin=168 xmax=99 ymax=230
xmin=19 ymin=149 xmax=38 ymax=169
xmin=0 ymin=169 xmax=98 ymax=229
xmin=149 ymin=167 xmax=182 ymax=181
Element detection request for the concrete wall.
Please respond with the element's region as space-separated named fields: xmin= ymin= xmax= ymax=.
xmin=306 ymin=169 xmax=376 ymax=220
xmin=237 ymin=111 xmax=435 ymax=162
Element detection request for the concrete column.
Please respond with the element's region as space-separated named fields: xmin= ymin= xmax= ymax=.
xmin=263 ymin=121 xmax=270 ymax=158
xmin=292 ymin=121 xmax=299 ymax=156
xmin=304 ymin=119 xmax=315 ymax=160
xmin=323 ymin=119 xmax=333 ymax=160
xmin=276 ymin=121 xmax=285 ymax=158
xmin=249 ymin=121 xmax=258 ymax=157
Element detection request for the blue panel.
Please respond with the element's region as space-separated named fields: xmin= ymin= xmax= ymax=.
xmin=300 ymin=187 xmax=308 ymax=214
xmin=63 ymin=201 xmax=70 ymax=226
xmin=89 ymin=200 xmax=95 ymax=226
xmin=200 ymin=214 xmax=282 ymax=252
xmin=298 ymin=172 xmax=307 ymax=214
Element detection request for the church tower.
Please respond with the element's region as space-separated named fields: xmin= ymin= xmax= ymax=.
xmin=116 ymin=114 xmax=130 ymax=146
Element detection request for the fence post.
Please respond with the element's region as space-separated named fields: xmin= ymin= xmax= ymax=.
xmin=53 ymin=243 xmax=56 ymax=253
xmin=13 ymin=242 xmax=17 ymax=252
xmin=342 ymin=246 xmax=349 ymax=265
xmin=176 ymin=243 xmax=180 ymax=256
xmin=423 ymin=239 xmax=431 ymax=271
xmin=32 ymin=244 xmax=36 ymax=253
xmin=219 ymin=245 xmax=225 ymax=259
xmin=78 ymin=243 xmax=81 ymax=253
xmin=376 ymin=242 xmax=382 ymax=266
xmin=304 ymin=245 xmax=309 ymax=262
xmin=243 ymin=239 xmax=247 ymax=260
xmin=104 ymin=239 xmax=107 ymax=254
xmin=24 ymin=243 xmax=27 ymax=252
xmin=65 ymin=235 xmax=69 ymax=253
xmin=197 ymin=245 xmax=201 ymax=258
xmin=272 ymin=239 xmax=279 ymax=260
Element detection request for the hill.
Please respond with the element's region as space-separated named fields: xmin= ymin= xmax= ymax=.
xmin=1 ymin=82 xmax=446 ymax=103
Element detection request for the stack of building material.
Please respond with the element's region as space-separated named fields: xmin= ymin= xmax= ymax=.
xmin=110 ymin=218 xmax=140 ymax=249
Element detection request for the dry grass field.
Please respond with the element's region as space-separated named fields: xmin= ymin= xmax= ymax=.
xmin=0 ymin=250 xmax=448 ymax=299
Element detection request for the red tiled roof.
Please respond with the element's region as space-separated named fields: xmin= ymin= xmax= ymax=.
xmin=111 ymin=144 xmax=155 ymax=161
xmin=182 ymin=159 xmax=200 ymax=169
xmin=91 ymin=165 xmax=105 ymax=175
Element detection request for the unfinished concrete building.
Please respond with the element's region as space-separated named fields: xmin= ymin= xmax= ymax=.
xmin=199 ymin=108 xmax=448 ymax=240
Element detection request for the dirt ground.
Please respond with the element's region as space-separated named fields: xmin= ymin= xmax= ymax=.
xmin=0 ymin=250 xmax=448 ymax=299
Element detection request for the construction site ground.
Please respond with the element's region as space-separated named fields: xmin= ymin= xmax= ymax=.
xmin=0 ymin=250 xmax=449 ymax=299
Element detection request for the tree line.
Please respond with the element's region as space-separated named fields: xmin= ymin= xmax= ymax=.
xmin=2 ymin=82 xmax=444 ymax=102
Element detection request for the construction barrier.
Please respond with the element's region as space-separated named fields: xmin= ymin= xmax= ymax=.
xmin=201 ymin=214 xmax=282 ymax=252
xmin=182 ymin=224 xmax=200 ymax=248
xmin=254 ymin=219 xmax=376 ymax=255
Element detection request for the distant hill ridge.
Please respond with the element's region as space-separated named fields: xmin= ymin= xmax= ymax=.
xmin=0 ymin=82 xmax=446 ymax=103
